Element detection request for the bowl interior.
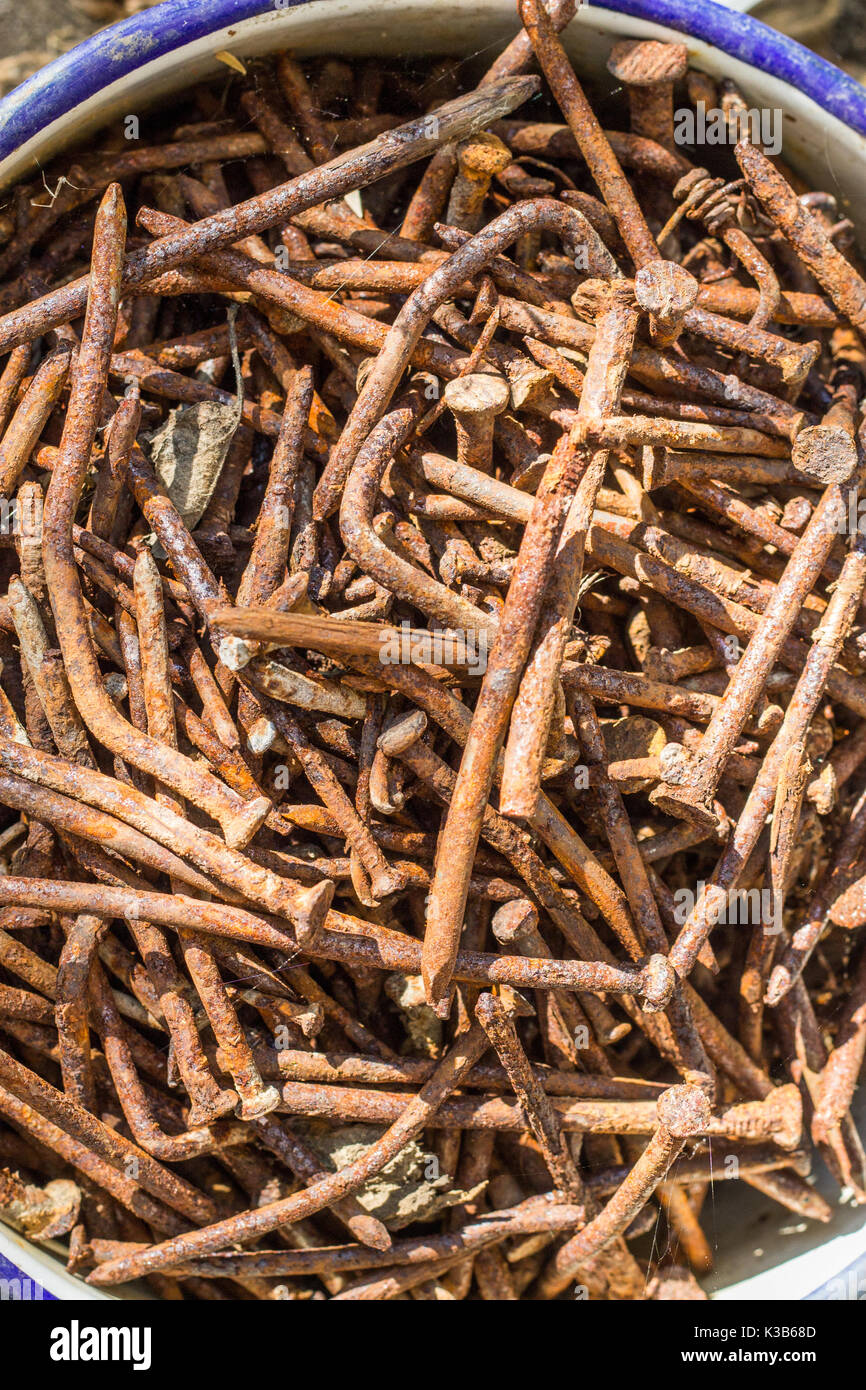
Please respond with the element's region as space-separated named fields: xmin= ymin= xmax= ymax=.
xmin=1 ymin=0 xmax=865 ymax=1300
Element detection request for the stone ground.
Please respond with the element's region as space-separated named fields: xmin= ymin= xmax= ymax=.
xmin=834 ymin=0 xmax=866 ymax=76
xmin=0 ymin=0 xmax=156 ymax=97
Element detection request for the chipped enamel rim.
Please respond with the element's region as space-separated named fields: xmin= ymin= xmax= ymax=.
xmin=0 ymin=0 xmax=864 ymax=1301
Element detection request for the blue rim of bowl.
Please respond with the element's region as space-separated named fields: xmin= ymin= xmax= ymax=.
xmin=0 ymin=0 xmax=865 ymax=169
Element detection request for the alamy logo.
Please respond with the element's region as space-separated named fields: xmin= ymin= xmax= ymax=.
xmin=674 ymin=101 xmax=782 ymax=156
xmin=49 ymin=1320 xmax=152 ymax=1371
xmin=0 ymin=1277 xmax=48 ymax=1299
xmin=379 ymin=621 xmax=488 ymax=677
xmin=814 ymin=1267 xmax=866 ymax=1301
xmin=672 ymin=881 xmax=783 ymax=932
xmin=0 ymin=492 xmax=43 ymax=539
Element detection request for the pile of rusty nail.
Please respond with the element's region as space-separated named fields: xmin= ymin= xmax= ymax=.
xmin=0 ymin=0 xmax=864 ymax=1302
